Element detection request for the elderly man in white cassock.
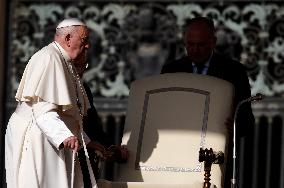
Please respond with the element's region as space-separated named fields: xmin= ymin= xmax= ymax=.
xmin=5 ymin=18 xmax=98 ymax=188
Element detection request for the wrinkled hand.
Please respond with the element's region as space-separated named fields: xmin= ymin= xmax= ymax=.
xmin=87 ymin=141 xmax=106 ymax=160
xmin=118 ymin=145 xmax=129 ymax=162
xmin=87 ymin=141 xmax=106 ymax=153
xmin=86 ymin=141 xmax=115 ymax=161
xmin=62 ymin=136 xmax=79 ymax=152
xmin=106 ymin=145 xmax=129 ymax=163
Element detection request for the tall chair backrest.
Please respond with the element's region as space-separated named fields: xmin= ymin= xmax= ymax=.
xmin=100 ymin=73 xmax=234 ymax=188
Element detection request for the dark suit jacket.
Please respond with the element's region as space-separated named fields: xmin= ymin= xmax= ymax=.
xmin=161 ymin=52 xmax=255 ymax=188
xmin=83 ymin=82 xmax=112 ymax=147
xmin=161 ymin=52 xmax=254 ymax=136
xmin=79 ymin=83 xmax=112 ymax=185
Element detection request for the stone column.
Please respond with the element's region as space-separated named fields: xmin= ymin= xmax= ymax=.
xmin=0 ymin=0 xmax=7 ymax=187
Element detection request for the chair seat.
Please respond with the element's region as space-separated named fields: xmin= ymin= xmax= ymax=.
xmin=98 ymin=179 xmax=209 ymax=188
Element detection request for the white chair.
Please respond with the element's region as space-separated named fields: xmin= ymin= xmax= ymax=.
xmin=98 ymin=73 xmax=234 ymax=188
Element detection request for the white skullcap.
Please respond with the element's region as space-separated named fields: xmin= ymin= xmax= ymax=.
xmin=56 ymin=18 xmax=86 ymax=29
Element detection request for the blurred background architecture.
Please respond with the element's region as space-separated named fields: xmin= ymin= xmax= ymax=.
xmin=1 ymin=0 xmax=284 ymax=188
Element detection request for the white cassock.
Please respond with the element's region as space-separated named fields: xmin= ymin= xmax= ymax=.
xmin=5 ymin=42 xmax=97 ymax=188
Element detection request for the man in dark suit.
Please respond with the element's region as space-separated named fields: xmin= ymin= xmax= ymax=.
xmin=74 ymin=53 xmax=128 ymax=187
xmin=161 ymin=17 xmax=254 ymax=188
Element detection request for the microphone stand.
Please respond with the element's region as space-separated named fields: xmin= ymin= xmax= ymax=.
xmin=231 ymin=101 xmax=243 ymax=188
xmin=231 ymin=93 xmax=263 ymax=188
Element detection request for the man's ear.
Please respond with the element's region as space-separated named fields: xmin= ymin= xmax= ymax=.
xmin=65 ymin=34 xmax=71 ymax=47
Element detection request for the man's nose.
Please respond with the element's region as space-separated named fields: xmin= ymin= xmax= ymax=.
xmin=192 ymin=44 xmax=201 ymax=51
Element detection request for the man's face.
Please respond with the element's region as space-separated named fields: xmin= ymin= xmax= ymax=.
xmin=185 ymin=23 xmax=216 ymax=64
xmin=68 ymin=26 xmax=90 ymax=60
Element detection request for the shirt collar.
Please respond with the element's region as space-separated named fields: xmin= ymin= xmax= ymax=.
xmin=53 ymin=41 xmax=72 ymax=63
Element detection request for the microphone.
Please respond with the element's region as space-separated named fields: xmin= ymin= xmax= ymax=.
xmin=231 ymin=93 xmax=263 ymax=188
xmin=245 ymin=93 xmax=263 ymax=103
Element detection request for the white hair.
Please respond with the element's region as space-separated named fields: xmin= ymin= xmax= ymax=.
xmin=55 ymin=26 xmax=76 ymax=37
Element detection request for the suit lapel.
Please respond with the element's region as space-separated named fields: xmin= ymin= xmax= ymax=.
xmin=181 ymin=56 xmax=194 ymax=73
xmin=207 ymin=53 xmax=223 ymax=78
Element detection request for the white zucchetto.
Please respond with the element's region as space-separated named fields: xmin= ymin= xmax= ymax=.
xmin=56 ymin=18 xmax=86 ymax=29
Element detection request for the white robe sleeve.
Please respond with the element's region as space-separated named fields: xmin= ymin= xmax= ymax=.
xmin=26 ymin=101 xmax=74 ymax=150
xmin=36 ymin=111 xmax=74 ymax=149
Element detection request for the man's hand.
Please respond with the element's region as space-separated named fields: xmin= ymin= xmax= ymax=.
xmin=118 ymin=145 xmax=129 ymax=162
xmin=86 ymin=142 xmax=129 ymax=162
xmin=62 ymin=136 xmax=79 ymax=152
xmin=106 ymin=145 xmax=129 ymax=163
xmin=87 ymin=141 xmax=106 ymax=155
xmin=87 ymin=141 xmax=113 ymax=160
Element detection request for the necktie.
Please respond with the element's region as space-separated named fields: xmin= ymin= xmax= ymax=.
xmin=195 ymin=64 xmax=205 ymax=74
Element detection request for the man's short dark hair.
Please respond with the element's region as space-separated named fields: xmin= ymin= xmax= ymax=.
xmin=186 ymin=16 xmax=216 ymax=34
